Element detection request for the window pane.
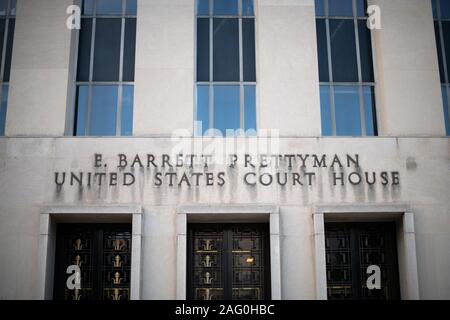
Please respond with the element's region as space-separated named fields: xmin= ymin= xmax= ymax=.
xmin=442 ymin=86 xmax=450 ymax=136
xmin=357 ymin=0 xmax=367 ymax=17
xmin=121 ymin=85 xmax=134 ymax=136
xmin=83 ymin=0 xmax=94 ymax=15
xmin=10 ymin=0 xmax=16 ymax=15
xmin=75 ymin=86 xmax=89 ymax=136
xmin=3 ymin=18 xmax=15 ymax=82
xmin=97 ymin=0 xmax=122 ymax=15
xmin=213 ymin=18 xmax=239 ymax=81
xmin=330 ymin=19 xmax=358 ymax=82
xmin=243 ymin=18 xmax=256 ymax=82
xmin=196 ymin=85 xmax=210 ymax=135
xmin=433 ymin=0 xmax=438 ymax=19
xmin=213 ymin=0 xmax=238 ymax=16
xmin=328 ymin=0 xmax=353 ymax=17
xmin=441 ymin=0 xmax=450 ymax=19
xmin=125 ymin=0 xmax=137 ymax=15
xmin=0 ymin=0 xmax=7 ymax=16
xmin=242 ymin=0 xmax=254 ymax=16
xmin=363 ymin=86 xmax=376 ymax=136
xmin=197 ymin=18 xmax=210 ymax=81
xmin=316 ymin=19 xmax=329 ymax=82
xmin=320 ymin=85 xmax=332 ymax=136
xmin=0 ymin=85 xmax=8 ymax=136
xmin=334 ymin=85 xmax=361 ymax=136
xmin=93 ymin=18 xmax=122 ymax=81
xmin=442 ymin=22 xmax=450 ymax=83
xmin=77 ymin=18 xmax=92 ymax=81
xmin=244 ymin=85 xmax=256 ymax=132
xmin=315 ymin=0 xmax=324 ymax=16
xmin=123 ymin=18 xmax=136 ymax=81
xmin=214 ymin=85 xmax=240 ymax=134
xmin=90 ymin=86 xmax=118 ymax=136
xmin=358 ymin=20 xmax=374 ymax=82
xmin=197 ymin=0 xmax=209 ymax=16
xmin=435 ymin=22 xmax=446 ymax=83
xmin=0 ymin=20 xmax=5 ymax=72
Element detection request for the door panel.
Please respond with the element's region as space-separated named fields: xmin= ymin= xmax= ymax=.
xmin=188 ymin=224 xmax=270 ymax=300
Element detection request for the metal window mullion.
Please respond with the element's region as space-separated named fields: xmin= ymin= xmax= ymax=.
xmin=239 ymin=0 xmax=244 ymax=131
xmin=209 ymin=5 xmax=214 ymax=134
xmin=116 ymin=1 xmax=126 ymax=136
xmin=324 ymin=3 xmax=336 ymax=135
xmin=86 ymin=0 xmax=97 ymax=136
xmin=438 ymin=0 xmax=450 ymax=84
xmin=353 ymin=0 xmax=366 ymax=136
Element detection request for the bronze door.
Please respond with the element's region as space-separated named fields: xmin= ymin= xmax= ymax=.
xmin=325 ymin=222 xmax=400 ymax=300
xmin=187 ymin=224 xmax=271 ymax=300
xmin=53 ymin=224 xmax=132 ymax=301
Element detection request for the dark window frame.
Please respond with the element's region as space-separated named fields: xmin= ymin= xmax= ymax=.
xmin=195 ymin=0 xmax=257 ymax=136
xmin=432 ymin=0 xmax=450 ymax=136
xmin=316 ymin=0 xmax=378 ymax=137
xmin=71 ymin=0 xmax=136 ymax=137
xmin=0 ymin=0 xmax=16 ymax=136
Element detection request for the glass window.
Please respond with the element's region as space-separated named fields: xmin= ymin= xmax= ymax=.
xmin=315 ymin=0 xmax=325 ymax=16
xmin=213 ymin=0 xmax=238 ymax=16
xmin=93 ymin=18 xmax=122 ymax=81
xmin=197 ymin=18 xmax=209 ymax=81
xmin=433 ymin=1 xmax=450 ymax=135
xmin=125 ymin=0 xmax=137 ymax=15
xmin=330 ymin=19 xmax=358 ymax=82
xmin=74 ymin=0 xmax=137 ymax=136
xmin=90 ymin=86 xmax=118 ymax=136
xmin=320 ymin=85 xmax=332 ymax=136
xmin=0 ymin=0 xmax=15 ymax=136
xmin=316 ymin=19 xmax=329 ymax=82
xmin=121 ymin=85 xmax=134 ymax=136
xmin=334 ymin=85 xmax=361 ymax=136
xmin=214 ymin=85 xmax=240 ymax=135
xmin=243 ymin=18 xmax=256 ymax=82
xmin=196 ymin=85 xmax=210 ymax=135
xmin=96 ymin=0 xmax=122 ymax=15
xmin=197 ymin=0 xmax=209 ymax=16
xmin=0 ymin=85 xmax=8 ymax=135
xmin=196 ymin=0 xmax=256 ymax=135
xmin=244 ymin=85 xmax=256 ymax=132
xmin=328 ymin=0 xmax=353 ymax=17
xmin=316 ymin=0 xmax=376 ymax=136
xmin=123 ymin=18 xmax=136 ymax=81
xmin=213 ymin=18 xmax=239 ymax=81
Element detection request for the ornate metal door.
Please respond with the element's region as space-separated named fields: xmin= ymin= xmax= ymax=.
xmin=187 ymin=224 xmax=270 ymax=300
xmin=54 ymin=224 xmax=132 ymax=301
xmin=325 ymin=222 xmax=400 ymax=300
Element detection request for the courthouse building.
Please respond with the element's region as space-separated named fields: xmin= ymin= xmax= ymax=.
xmin=0 ymin=0 xmax=449 ymax=300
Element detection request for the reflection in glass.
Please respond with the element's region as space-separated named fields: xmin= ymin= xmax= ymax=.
xmin=442 ymin=86 xmax=450 ymax=135
xmin=328 ymin=0 xmax=353 ymax=17
xmin=244 ymin=85 xmax=256 ymax=133
xmin=77 ymin=19 xmax=92 ymax=81
xmin=315 ymin=0 xmax=324 ymax=16
xmin=320 ymin=85 xmax=332 ymax=136
xmin=123 ymin=18 xmax=136 ymax=81
xmin=363 ymin=86 xmax=376 ymax=136
xmin=197 ymin=18 xmax=210 ymax=81
xmin=214 ymin=85 xmax=240 ymax=135
xmin=125 ymin=0 xmax=137 ymax=15
xmin=93 ymin=18 xmax=122 ymax=81
xmin=242 ymin=0 xmax=254 ymax=16
xmin=243 ymin=19 xmax=256 ymax=82
xmin=213 ymin=18 xmax=239 ymax=81
xmin=330 ymin=19 xmax=358 ymax=82
xmin=0 ymin=85 xmax=8 ymax=135
xmin=213 ymin=0 xmax=238 ymax=16
xmin=90 ymin=86 xmax=118 ymax=136
xmin=75 ymin=86 xmax=89 ymax=136
xmin=96 ymin=0 xmax=122 ymax=15
xmin=334 ymin=85 xmax=361 ymax=136
xmin=316 ymin=19 xmax=329 ymax=82
xmin=121 ymin=86 xmax=134 ymax=136
xmin=358 ymin=20 xmax=374 ymax=82
xmin=196 ymin=85 xmax=210 ymax=136
xmin=197 ymin=0 xmax=209 ymax=15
